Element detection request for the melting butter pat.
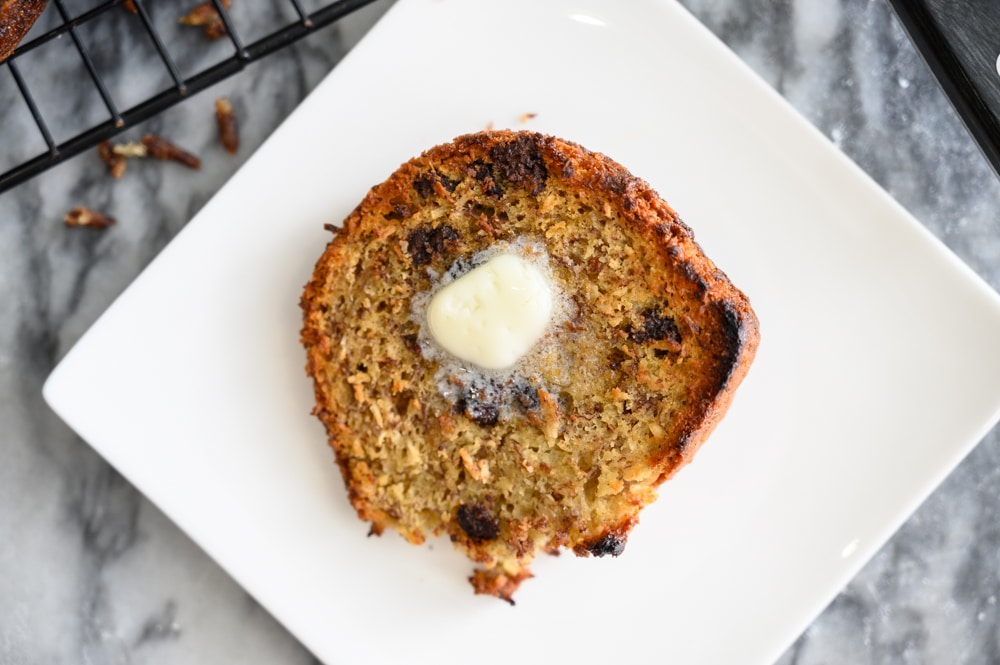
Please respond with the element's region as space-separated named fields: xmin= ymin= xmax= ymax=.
xmin=427 ymin=253 xmax=553 ymax=369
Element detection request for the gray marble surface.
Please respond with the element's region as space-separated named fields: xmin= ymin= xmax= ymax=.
xmin=2 ymin=0 xmax=999 ymax=663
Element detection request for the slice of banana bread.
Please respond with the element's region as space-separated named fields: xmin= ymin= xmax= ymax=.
xmin=300 ymin=130 xmax=759 ymax=603
xmin=0 ymin=0 xmax=46 ymax=62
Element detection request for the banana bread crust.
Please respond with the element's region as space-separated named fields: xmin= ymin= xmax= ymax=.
xmin=0 ymin=0 xmax=47 ymax=62
xmin=301 ymin=130 xmax=759 ymax=602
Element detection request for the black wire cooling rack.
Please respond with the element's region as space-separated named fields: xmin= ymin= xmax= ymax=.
xmin=0 ymin=0 xmax=377 ymax=193
xmin=886 ymin=0 xmax=1000 ymax=179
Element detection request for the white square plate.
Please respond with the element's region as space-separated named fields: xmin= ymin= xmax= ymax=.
xmin=43 ymin=0 xmax=1000 ymax=663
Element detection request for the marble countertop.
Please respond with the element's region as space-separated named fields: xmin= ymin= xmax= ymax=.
xmin=3 ymin=0 xmax=999 ymax=663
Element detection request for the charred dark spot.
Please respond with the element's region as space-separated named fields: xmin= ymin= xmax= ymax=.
xmin=457 ymin=504 xmax=499 ymax=541
xmin=406 ymin=224 xmax=460 ymax=266
xmin=383 ymin=200 xmax=413 ymax=221
xmin=629 ymin=308 xmax=682 ymax=345
xmin=680 ymin=261 xmax=709 ymax=297
xmin=468 ymin=160 xmax=503 ymax=198
xmin=718 ymin=301 xmax=745 ymax=350
xmin=658 ymin=223 xmax=678 ymax=240
xmin=414 ymin=171 xmax=462 ymax=198
xmin=674 ymin=430 xmax=695 ymax=455
xmin=470 ymin=160 xmax=491 ymax=180
xmin=413 ymin=174 xmax=436 ymax=198
xmin=586 ymin=533 xmax=626 ymax=557
xmin=439 ymin=174 xmax=461 ymax=192
xmin=489 ymin=134 xmax=548 ymax=195
xmin=545 ymin=145 xmax=575 ymax=179
xmin=713 ymin=300 xmax=749 ymax=388
xmin=602 ymin=172 xmax=630 ymax=196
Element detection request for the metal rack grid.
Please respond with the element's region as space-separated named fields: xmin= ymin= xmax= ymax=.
xmin=0 ymin=0 xmax=377 ymax=193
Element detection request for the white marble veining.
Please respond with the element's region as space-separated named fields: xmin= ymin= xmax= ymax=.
xmin=2 ymin=0 xmax=999 ymax=663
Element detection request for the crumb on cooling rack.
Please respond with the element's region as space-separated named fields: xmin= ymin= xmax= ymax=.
xmin=179 ymin=0 xmax=230 ymax=25
xmin=203 ymin=18 xmax=227 ymax=39
xmin=179 ymin=0 xmax=232 ymax=39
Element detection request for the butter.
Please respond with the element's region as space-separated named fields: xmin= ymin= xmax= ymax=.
xmin=426 ymin=253 xmax=553 ymax=369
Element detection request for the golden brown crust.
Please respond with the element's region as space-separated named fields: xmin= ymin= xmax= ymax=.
xmin=469 ymin=568 xmax=533 ymax=606
xmin=0 ymin=0 xmax=47 ymax=62
xmin=301 ymin=130 xmax=759 ymax=602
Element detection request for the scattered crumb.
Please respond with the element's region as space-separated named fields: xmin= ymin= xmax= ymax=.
xmin=215 ymin=97 xmax=239 ymax=155
xmin=203 ymin=18 xmax=227 ymax=39
xmin=518 ymin=112 xmax=537 ymax=124
xmin=179 ymin=0 xmax=232 ymax=39
xmin=179 ymin=0 xmax=229 ymax=24
xmin=65 ymin=207 xmax=116 ymax=229
xmin=141 ymin=134 xmax=201 ymax=170
xmin=97 ymin=141 xmax=126 ymax=179
xmin=97 ymin=134 xmax=201 ymax=178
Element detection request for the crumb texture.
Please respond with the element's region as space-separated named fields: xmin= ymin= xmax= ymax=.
xmin=300 ymin=130 xmax=759 ymax=601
